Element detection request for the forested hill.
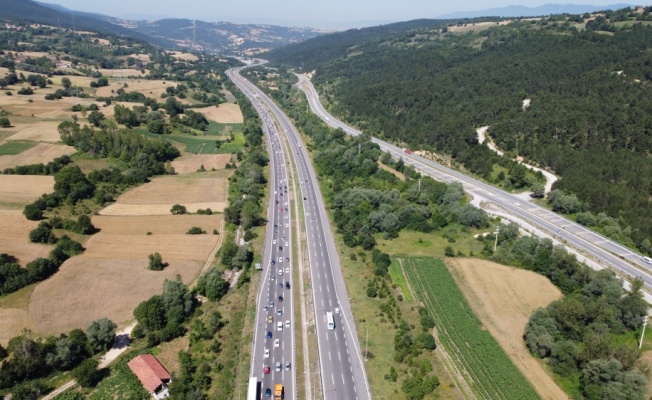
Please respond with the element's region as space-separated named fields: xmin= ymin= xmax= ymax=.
xmin=265 ymin=7 xmax=652 ymax=254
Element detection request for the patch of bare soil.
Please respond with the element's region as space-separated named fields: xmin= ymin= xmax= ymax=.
xmin=447 ymin=258 xmax=567 ymax=400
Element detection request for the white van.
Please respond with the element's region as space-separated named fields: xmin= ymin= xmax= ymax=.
xmin=642 ymin=256 xmax=652 ymax=265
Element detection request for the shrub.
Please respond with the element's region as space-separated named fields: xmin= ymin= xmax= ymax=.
xmin=0 ymin=117 xmax=10 ymax=127
xmin=187 ymin=227 xmax=206 ymax=234
xmin=148 ymin=252 xmax=165 ymax=270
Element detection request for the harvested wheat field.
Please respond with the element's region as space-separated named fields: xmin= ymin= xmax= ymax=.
xmin=0 ymin=208 xmax=54 ymax=265
xmin=171 ymin=154 xmax=232 ymax=174
xmin=447 ymin=258 xmax=566 ymax=400
xmin=0 ymin=308 xmax=33 ymax=346
xmin=29 ymin=257 xmax=204 ymax=335
xmin=195 ymin=104 xmax=243 ymax=123
xmin=0 ymin=175 xmax=54 ymax=206
xmin=95 ymin=80 xmax=175 ymax=100
xmin=169 ymin=51 xmax=198 ymax=61
xmin=0 ymin=143 xmax=75 ymax=170
xmin=4 ymin=121 xmax=62 ymax=142
xmin=99 ymin=172 xmax=229 ymax=216
xmin=97 ymin=68 xmax=148 ymax=78
xmin=92 ymin=215 xmax=222 ymax=236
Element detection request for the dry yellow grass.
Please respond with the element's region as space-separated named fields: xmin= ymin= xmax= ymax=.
xmin=92 ymin=215 xmax=222 ymax=236
xmin=0 ymin=175 xmax=54 ymax=206
xmin=4 ymin=121 xmax=62 ymax=142
xmin=0 ymin=308 xmax=33 ymax=345
xmin=97 ymin=68 xmax=148 ymax=78
xmin=169 ymin=51 xmax=198 ymax=61
xmin=156 ymin=335 xmax=190 ymax=375
xmin=171 ymin=154 xmax=232 ymax=174
xmin=0 ymin=208 xmax=54 ymax=265
xmin=95 ymin=80 xmax=177 ymax=101
xmin=447 ymin=258 xmax=566 ymax=400
xmin=378 ymin=162 xmax=405 ymax=181
xmin=29 ymin=257 xmax=204 ymax=335
xmin=0 ymin=143 xmax=75 ymax=170
xmin=97 ymin=171 xmax=229 ymax=215
xmin=194 ymin=104 xmax=244 ymax=123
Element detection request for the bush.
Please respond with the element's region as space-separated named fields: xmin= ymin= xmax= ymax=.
xmin=171 ymin=204 xmax=187 ymax=215
xmin=18 ymin=87 xmax=34 ymax=95
xmin=148 ymin=252 xmax=165 ymax=270
xmin=0 ymin=117 xmax=10 ymax=127
xmin=187 ymin=227 xmax=206 ymax=235
xmin=72 ymin=358 xmax=101 ymax=387
xmin=29 ymin=221 xmax=57 ymax=244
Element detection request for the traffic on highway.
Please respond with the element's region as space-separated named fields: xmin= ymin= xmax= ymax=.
xmin=228 ymin=63 xmax=371 ymax=400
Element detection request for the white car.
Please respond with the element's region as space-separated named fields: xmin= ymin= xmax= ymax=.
xmin=274 ymin=339 xmax=280 ymax=348
xmin=285 ymin=320 xmax=290 ymax=328
xmin=285 ymin=242 xmax=289 ymax=247
xmin=285 ymin=223 xmax=289 ymax=227
xmin=278 ymin=257 xmax=283 ymax=263
xmin=285 ymin=267 xmax=289 ymax=274
xmin=264 ymin=348 xmax=270 ymax=358
xmin=278 ymin=269 xmax=283 ymax=276
xmin=273 ymin=239 xmax=276 ymax=244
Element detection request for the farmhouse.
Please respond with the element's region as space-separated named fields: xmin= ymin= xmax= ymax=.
xmin=127 ymin=354 xmax=172 ymax=399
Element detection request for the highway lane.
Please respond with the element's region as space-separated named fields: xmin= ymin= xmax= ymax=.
xmin=229 ymin=65 xmax=371 ymax=400
xmin=232 ymin=66 xmax=295 ymax=399
xmin=295 ymin=73 xmax=652 ymax=291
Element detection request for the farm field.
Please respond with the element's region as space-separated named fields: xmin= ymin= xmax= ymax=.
xmin=447 ymin=259 xmax=566 ymax=400
xmin=0 ymin=175 xmax=54 ymax=207
xmin=0 ymin=208 xmax=54 ymax=265
xmin=401 ymin=256 xmax=540 ymax=400
xmin=0 ymin=142 xmax=75 ymax=170
xmin=195 ymin=104 xmax=244 ymax=123
xmin=99 ymin=171 xmax=230 ymax=215
xmin=171 ymin=153 xmax=232 ymax=174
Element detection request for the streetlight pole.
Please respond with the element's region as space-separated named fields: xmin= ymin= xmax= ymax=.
xmin=493 ymin=225 xmax=501 ymax=253
xmin=640 ymin=315 xmax=649 ymax=349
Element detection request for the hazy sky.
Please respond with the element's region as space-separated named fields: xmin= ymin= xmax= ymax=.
xmin=47 ymin=0 xmax=636 ymax=29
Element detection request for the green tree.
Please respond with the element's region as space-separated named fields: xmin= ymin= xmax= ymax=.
xmin=61 ymin=77 xmax=72 ymax=89
xmin=530 ymin=182 xmax=546 ymax=198
xmin=87 ymin=110 xmax=105 ymax=127
xmin=29 ymin=221 xmax=57 ymax=244
xmin=148 ymin=252 xmax=165 ymax=271
xmin=72 ymin=358 xmax=100 ymax=387
xmin=171 ymin=204 xmax=187 ymax=215
xmin=196 ymin=268 xmax=229 ymax=301
xmin=85 ymin=318 xmax=116 ymax=353
xmin=0 ymin=117 xmax=10 ymax=127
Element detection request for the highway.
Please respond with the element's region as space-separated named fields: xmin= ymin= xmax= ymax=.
xmin=295 ymin=73 xmax=652 ymax=292
xmin=228 ymin=64 xmax=371 ymax=400
xmin=231 ymin=67 xmax=296 ymax=399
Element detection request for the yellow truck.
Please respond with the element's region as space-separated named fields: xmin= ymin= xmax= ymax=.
xmin=274 ymin=383 xmax=283 ymax=400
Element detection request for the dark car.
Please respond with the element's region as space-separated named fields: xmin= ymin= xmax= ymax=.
xmin=286 ymin=257 xmax=289 ymax=262
xmin=265 ymin=388 xmax=272 ymax=397
xmin=278 ymin=295 xmax=283 ymax=302
xmin=266 ymin=331 xmax=272 ymax=339
xmin=278 ymin=281 xmax=283 ymax=288
xmin=286 ymin=281 xmax=291 ymax=289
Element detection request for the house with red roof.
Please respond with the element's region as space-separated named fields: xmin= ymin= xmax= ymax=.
xmin=127 ymin=354 xmax=172 ymax=399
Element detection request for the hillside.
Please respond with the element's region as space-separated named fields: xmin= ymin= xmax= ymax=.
xmin=266 ymin=7 xmax=652 ymax=255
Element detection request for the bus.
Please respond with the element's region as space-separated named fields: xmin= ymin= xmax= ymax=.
xmin=326 ymin=311 xmax=335 ymax=330
xmin=247 ymin=377 xmax=258 ymax=400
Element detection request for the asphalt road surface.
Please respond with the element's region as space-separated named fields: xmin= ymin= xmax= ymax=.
xmin=295 ymin=73 xmax=652 ymax=293
xmin=228 ymin=64 xmax=370 ymax=400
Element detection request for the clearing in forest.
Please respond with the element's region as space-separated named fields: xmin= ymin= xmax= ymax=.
xmin=171 ymin=153 xmax=232 ymax=174
xmin=401 ymin=256 xmax=540 ymax=400
xmin=447 ymin=258 xmax=566 ymax=400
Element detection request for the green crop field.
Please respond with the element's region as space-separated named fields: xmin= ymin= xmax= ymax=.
xmin=402 ymin=257 xmax=540 ymax=400
xmin=136 ymin=128 xmax=245 ymax=154
xmin=0 ymin=141 xmax=35 ymax=155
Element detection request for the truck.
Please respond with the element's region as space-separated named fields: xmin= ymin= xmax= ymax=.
xmin=274 ymin=383 xmax=284 ymax=400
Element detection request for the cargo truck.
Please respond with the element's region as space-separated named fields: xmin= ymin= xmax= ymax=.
xmin=274 ymin=383 xmax=283 ymax=400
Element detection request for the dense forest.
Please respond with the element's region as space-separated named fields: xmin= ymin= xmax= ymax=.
xmin=266 ymin=7 xmax=652 ymax=254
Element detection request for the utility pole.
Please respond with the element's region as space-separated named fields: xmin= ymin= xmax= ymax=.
xmin=365 ymin=326 xmax=368 ymax=361
xmin=493 ymin=225 xmax=501 ymax=253
xmin=640 ymin=315 xmax=649 ymax=349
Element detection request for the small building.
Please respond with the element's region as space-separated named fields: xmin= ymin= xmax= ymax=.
xmin=127 ymin=354 xmax=172 ymax=399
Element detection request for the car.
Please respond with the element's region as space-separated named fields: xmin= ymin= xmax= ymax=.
xmin=265 ymin=388 xmax=271 ymax=398
xmin=278 ymin=269 xmax=283 ymax=276
xmin=285 ymin=223 xmax=289 ymax=227
xmin=267 ymin=316 xmax=273 ymax=324
xmin=277 ymin=321 xmax=283 ymax=331
xmin=285 ymin=207 xmax=288 ymax=211
xmin=264 ymin=365 xmax=270 ymax=374
xmin=278 ymin=281 xmax=283 ymax=288
xmin=281 ymin=236 xmax=286 ymax=241
xmin=285 ymin=320 xmax=290 ymax=328
xmin=269 ymin=301 xmax=274 ymax=308
xmin=285 ymin=281 xmax=290 ymax=289
xmin=266 ymin=331 xmax=272 ymax=339
xmin=286 ymin=257 xmax=290 ymax=262
xmin=278 ymin=295 xmax=283 ymax=302
xmin=278 ymin=257 xmax=283 ymax=263
xmin=279 ymin=246 xmax=283 ymax=251
xmin=285 ymin=215 xmax=289 ymax=220
xmin=263 ymin=305 xmax=268 ymax=311
xmin=273 ymin=230 xmax=278 ymax=235
xmin=280 ymin=207 xmax=283 ymax=212
xmin=285 ymin=361 xmax=291 ymax=370
xmin=304 ymin=197 xmax=307 ymax=200
xmin=285 ymin=242 xmax=289 ymax=246
xmin=277 ymin=308 xmax=282 ymax=316
xmin=271 ymin=259 xmax=276 ymax=265
xmin=285 ymin=202 xmax=288 ymax=206
xmin=275 ymin=361 xmax=282 ymax=372
xmin=270 ymin=275 xmax=275 ymax=282
xmin=335 ymin=307 xmax=340 ymax=314
xmin=264 ymin=348 xmax=270 ymax=358
xmin=273 ymin=239 xmax=277 ymax=244
xmin=274 ymin=339 xmax=280 ymax=347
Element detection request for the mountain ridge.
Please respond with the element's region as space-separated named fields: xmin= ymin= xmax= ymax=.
xmin=438 ymin=3 xmax=636 ymax=19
